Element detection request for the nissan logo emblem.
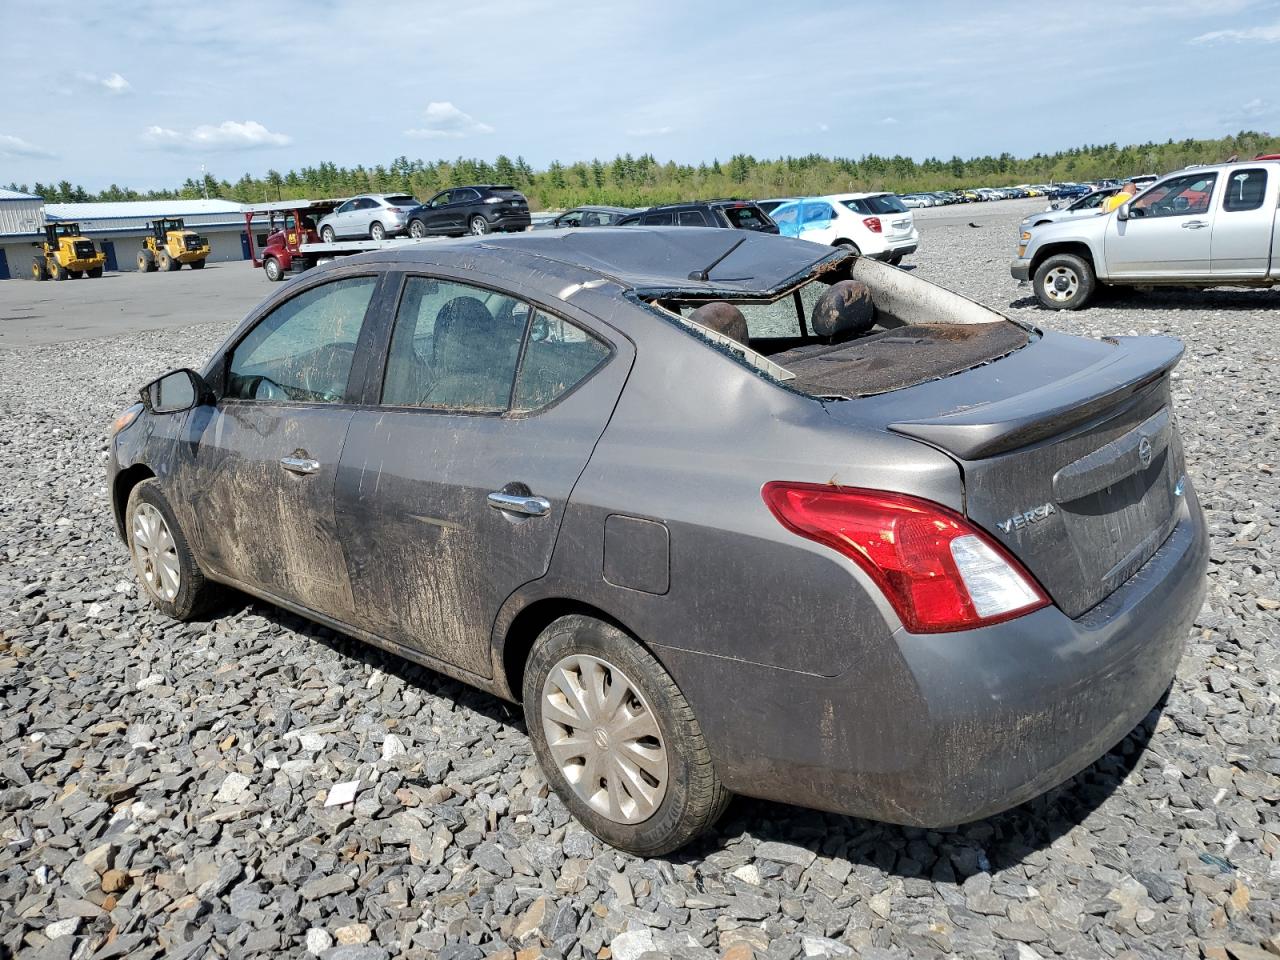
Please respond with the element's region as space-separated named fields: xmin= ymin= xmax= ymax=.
xmin=1138 ymin=436 xmax=1153 ymax=469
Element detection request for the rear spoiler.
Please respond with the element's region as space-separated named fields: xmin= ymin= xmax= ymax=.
xmin=888 ymin=336 xmax=1184 ymax=460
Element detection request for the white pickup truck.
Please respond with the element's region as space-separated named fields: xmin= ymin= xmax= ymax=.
xmin=1011 ymin=159 xmax=1280 ymax=309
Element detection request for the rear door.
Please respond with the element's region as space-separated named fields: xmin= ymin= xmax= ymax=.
xmin=1105 ymin=171 xmax=1219 ymax=278
xmin=334 ymin=272 xmax=633 ymax=677
xmin=449 ymin=188 xmax=481 ymax=231
xmin=191 ymin=271 xmax=385 ymax=618
xmin=1211 ymin=167 xmax=1276 ymax=278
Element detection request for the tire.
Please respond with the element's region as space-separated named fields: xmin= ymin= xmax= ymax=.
xmin=1033 ymin=253 xmax=1096 ymax=310
xmin=469 ymin=215 xmax=489 ymax=236
xmin=263 ymin=257 xmax=284 ymax=282
xmin=125 ymin=479 xmax=219 ymax=621
xmin=157 ymin=251 xmax=173 ymax=272
xmin=369 ymin=221 xmax=386 ymax=241
xmin=69 ymin=270 xmax=84 ymax=279
xmin=31 ymin=258 xmax=47 ymax=281
xmin=189 ymin=259 xmax=205 ymax=269
xmin=50 ymin=260 xmax=67 ymax=281
xmin=137 ymin=250 xmax=155 ymax=272
xmin=87 ymin=266 xmax=103 ymax=278
xmin=408 ymin=219 xmax=427 ymax=239
xmin=887 ymin=254 xmax=904 ymax=266
xmin=833 ymin=240 xmax=861 ymax=255
xmin=523 ymin=615 xmax=731 ymax=856
xmin=321 ymin=225 xmax=336 ymax=244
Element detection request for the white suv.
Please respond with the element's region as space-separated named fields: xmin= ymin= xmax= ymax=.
xmin=767 ymin=193 xmax=919 ymax=264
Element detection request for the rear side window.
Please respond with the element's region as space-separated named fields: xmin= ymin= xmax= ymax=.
xmin=227 ymin=276 xmax=377 ymax=402
xmin=678 ymin=210 xmax=709 ymax=226
xmin=642 ymin=211 xmax=675 ymax=225
xmin=385 ymin=195 xmax=416 ymax=206
xmin=721 ymin=205 xmax=772 ymax=230
xmin=1222 ymin=168 xmax=1267 ymax=212
xmin=382 ymin=277 xmax=527 ymax=412
xmin=512 ymin=315 xmax=610 ymax=413
xmin=843 ymin=195 xmax=908 ymax=215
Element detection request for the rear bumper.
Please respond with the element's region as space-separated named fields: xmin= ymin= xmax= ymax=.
xmin=658 ymin=483 xmax=1208 ymax=826
xmin=487 ymin=213 xmax=532 ymax=232
xmin=870 ymin=240 xmax=918 ymax=261
xmin=1011 ymin=257 xmax=1033 ymax=282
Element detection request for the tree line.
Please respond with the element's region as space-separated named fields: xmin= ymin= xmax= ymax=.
xmin=9 ymin=131 xmax=1276 ymax=211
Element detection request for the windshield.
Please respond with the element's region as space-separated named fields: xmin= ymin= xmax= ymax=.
xmin=842 ymin=195 xmax=908 ymax=215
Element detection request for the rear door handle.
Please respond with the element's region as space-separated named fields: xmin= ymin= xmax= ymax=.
xmin=487 ymin=492 xmax=551 ymax=517
xmin=1181 ymin=220 xmax=1208 ymax=229
xmin=280 ymin=456 xmax=320 ymax=475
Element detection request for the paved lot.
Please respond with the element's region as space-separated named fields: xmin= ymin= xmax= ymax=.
xmin=0 ymin=203 xmax=1277 ymax=960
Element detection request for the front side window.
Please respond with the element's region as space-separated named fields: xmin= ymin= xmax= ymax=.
xmin=1222 ymin=168 xmax=1267 ymax=212
xmin=558 ymin=211 xmax=583 ymax=227
xmin=1131 ymin=173 xmax=1218 ymax=218
xmin=512 ymin=315 xmax=610 ymax=413
xmin=381 ymin=278 xmax=526 ymax=412
xmin=226 ymin=276 xmax=377 ymax=403
xmin=336 ymin=200 xmax=355 ymax=214
xmin=722 ymin=206 xmax=771 ymax=230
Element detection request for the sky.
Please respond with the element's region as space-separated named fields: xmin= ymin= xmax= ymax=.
xmin=1 ymin=0 xmax=1278 ymax=192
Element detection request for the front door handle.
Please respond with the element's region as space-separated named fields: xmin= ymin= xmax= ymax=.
xmin=1181 ymin=220 xmax=1208 ymax=229
xmin=280 ymin=456 xmax=320 ymax=475
xmin=487 ymin=491 xmax=551 ymax=517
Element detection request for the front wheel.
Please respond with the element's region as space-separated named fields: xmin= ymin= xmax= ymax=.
xmin=369 ymin=221 xmax=386 ymax=241
xmin=469 ymin=215 xmax=489 ymax=236
xmin=50 ymin=260 xmax=67 ymax=281
xmin=87 ymin=266 xmax=104 ymax=278
xmin=320 ymin=225 xmax=336 ymax=244
xmin=523 ymin=615 xmax=731 ymax=856
xmin=1033 ymin=253 xmax=1096 ymax=310
xmin=263 ymin=257 xmax=284 ymax=282
xmin=189 ymin=259 xmax=205 ymax=269
xmin=126 ymin=479 xmax=220 ymax=620
xmin=408 ymin=219 xmax=427 ymax=239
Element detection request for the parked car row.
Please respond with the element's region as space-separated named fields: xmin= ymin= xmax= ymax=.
xmin=317 ymin=186 xmax=532 ymax=241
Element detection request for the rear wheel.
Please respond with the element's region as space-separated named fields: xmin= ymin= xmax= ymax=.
xmin=1033 ymin=253 xmax=1096 ymax=310
xmin=887 ymin=253 xmax=904 ymax=266
xmin=31 ymin=258 xmax=47 ymax=281
xmin=49 ymin=260 xmax=67 ymax=281
xmin=469 ymin=215 xmax=489 ymax=236
xmin=320 ymin=225 xmax=336 ymax=243
xmin=523 ymin=615 xmax=731 ymax=855
xmin=126 ymin=479 xmax=219 ymax=620
xmin=189 ymin=258 xmax=205 ymax=269
xmin=833 ymin=240 xmax=861 ymax=255
xmin=69 ymin=270 xmax=84 ymax=279
xmin=263 ymin=257 xmax=284 ymax=282
xmin=369 ymin=221 xmax=386 ymax=241
xmin=87 ymin=266 xmax=103 ymax=278
xmin=408 ymin=219 xmax=427 ymax=239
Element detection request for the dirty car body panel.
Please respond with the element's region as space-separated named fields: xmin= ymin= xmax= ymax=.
xmin=109 ymin=226 xmax=1208 ymax=829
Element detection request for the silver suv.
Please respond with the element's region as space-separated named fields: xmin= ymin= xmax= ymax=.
xmin=317 ymin=193 xmax=419 ymax=242
xmin=1012 ymin=160 xmax=1280 ymax=309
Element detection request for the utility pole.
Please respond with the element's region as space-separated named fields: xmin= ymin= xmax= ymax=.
xmin=201 ymin=163 xmax=207 ymax=199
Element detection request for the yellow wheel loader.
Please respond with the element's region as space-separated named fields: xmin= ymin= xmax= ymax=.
xmin=137 ymin=218 xmax=211 ymax=272
xmin=31 ymin=223 xmax=106 ymax=281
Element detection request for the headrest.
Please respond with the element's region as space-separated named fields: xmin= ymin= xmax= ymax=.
xmin=810 ymin=280 xmax=875 ymax=341
xmin=433 ymin=296 xmax=496 ymax=371
xmin=689 ymin=301 xmax=749 ymax=346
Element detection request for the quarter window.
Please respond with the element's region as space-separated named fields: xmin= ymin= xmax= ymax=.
xmin=1222 ymin=168 xmax=1267 ymax=212
xmin=226 ymin=276 xmax=377 ymax=403
xmin=1131 ymin=173 xmax=1217 ymax=218
xmin=512 ymin=315 xmax=610 ymax=413
xmin=382 ymin=277 xmax=527 ymax=412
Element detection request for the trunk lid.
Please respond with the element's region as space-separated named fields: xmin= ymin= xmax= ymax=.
xmin=840 ymin=331 xmax=1187 ymax=619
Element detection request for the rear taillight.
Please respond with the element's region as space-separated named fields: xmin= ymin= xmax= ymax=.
xmin=863 ymin=216 xmax=883 ymax=233
xmin=762 ymin=482 xmax=1048 ymax=633
xmin=387 ymin=207 xmax=402 ymax=213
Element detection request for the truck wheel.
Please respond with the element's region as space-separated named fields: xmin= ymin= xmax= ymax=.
xmin=69 ymin=270 xmax=84 ymax=279
xmin=321 ymin=225 xmax=336 ymax=243
xmin=469 ymin=215 xmax=489 ymax=236
xmin=189 ymin=259 xmax=205 ymax=269
xmin=31 ymin=258 xmax=47 ymax=281
xmin=157 ymin=251 xmax=172 ymax=271
xmin=1033 ymin=253 xmax=1096 ymax=310
xmin=87 ymin=266 xmax=104 ymax=278
xmin=50 ymin=260 xmax=67 ymax=281
xmin=408 ymin=219 xmax=427 ymax=239
xmin=523 ymin=615 xmax=731 ymax=856
xmin=137 ymin=250 xmax=154 ymax=272
xmin=263 ymin=257 xmax=284 ymax=281
xmin=369 ymin=221 xmax=386 ymax=241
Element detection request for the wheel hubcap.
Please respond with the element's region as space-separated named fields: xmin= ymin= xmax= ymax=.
xmin=541 ymin=654 xmax=668 ymax=824
xmin=131 ymin=502 xmax=180 ymax=602
xmin=471 ymin=219 xmax=485 ymax=235
xmin=1044 ymin=266 xmax=1079 ymax=302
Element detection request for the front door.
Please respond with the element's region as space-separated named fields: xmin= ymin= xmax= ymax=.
xmin=1212 ymin=167 xmax=1275 ymax=278
xmin=191 ymin=272 xmax=383 ymax=618
xmin=1104 ymin=171 xmax=1219 ymax=278
xmin=335 ymin=273 xmax=630 ymax=677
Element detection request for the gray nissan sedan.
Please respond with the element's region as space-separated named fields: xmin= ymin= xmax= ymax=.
xmin=108 ymin=228 xmax=1208 ymax=855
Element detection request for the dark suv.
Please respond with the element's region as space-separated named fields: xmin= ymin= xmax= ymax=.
xmin=618 ymin=200 xmax=779 ymax=233
xmin=406 ymin=185 xmax=531 ymax=238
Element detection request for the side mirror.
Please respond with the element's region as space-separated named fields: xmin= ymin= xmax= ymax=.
xmin=141 ymin=368 xmax=211 ymax=414
xmin=1115 ymin=203 xmax=1129 ymax=221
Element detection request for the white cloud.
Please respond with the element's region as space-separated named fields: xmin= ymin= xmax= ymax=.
xmin=404 ymin=101 xmax=494 ymax=139
xmin=1223 ymin=96 xmax=1274 ymax=125
xmin=881 ymin=116 xmax=900 ymax=125
xmin=1190 ymin=18 xmax=1280 ymax=42
xmin=142 ymin=120 xmax=292 ymax=151
xmin=817 ymin=122 xmax=830 ymax=133
xmin=75 ymin=71 xmax=132 ymax=94
xmin=101 ymin=72 xmax=131 ymax=93
xmin=0 ymin=133 xmax=55 ymax=159
xmin=626 ymin=126 xmax=674 ymax=137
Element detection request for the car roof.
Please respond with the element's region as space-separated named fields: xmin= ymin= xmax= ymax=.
xmin=376 ymin=227 xmax=847 ymax=297
xmin=826 ymin=192 xmax=891 ymax=200
xmin=572 ymin=205 xmax=636 ymax=214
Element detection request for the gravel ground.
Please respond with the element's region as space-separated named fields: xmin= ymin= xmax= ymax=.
xmin=2 ymin=202 xmax=1278 ymax=960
